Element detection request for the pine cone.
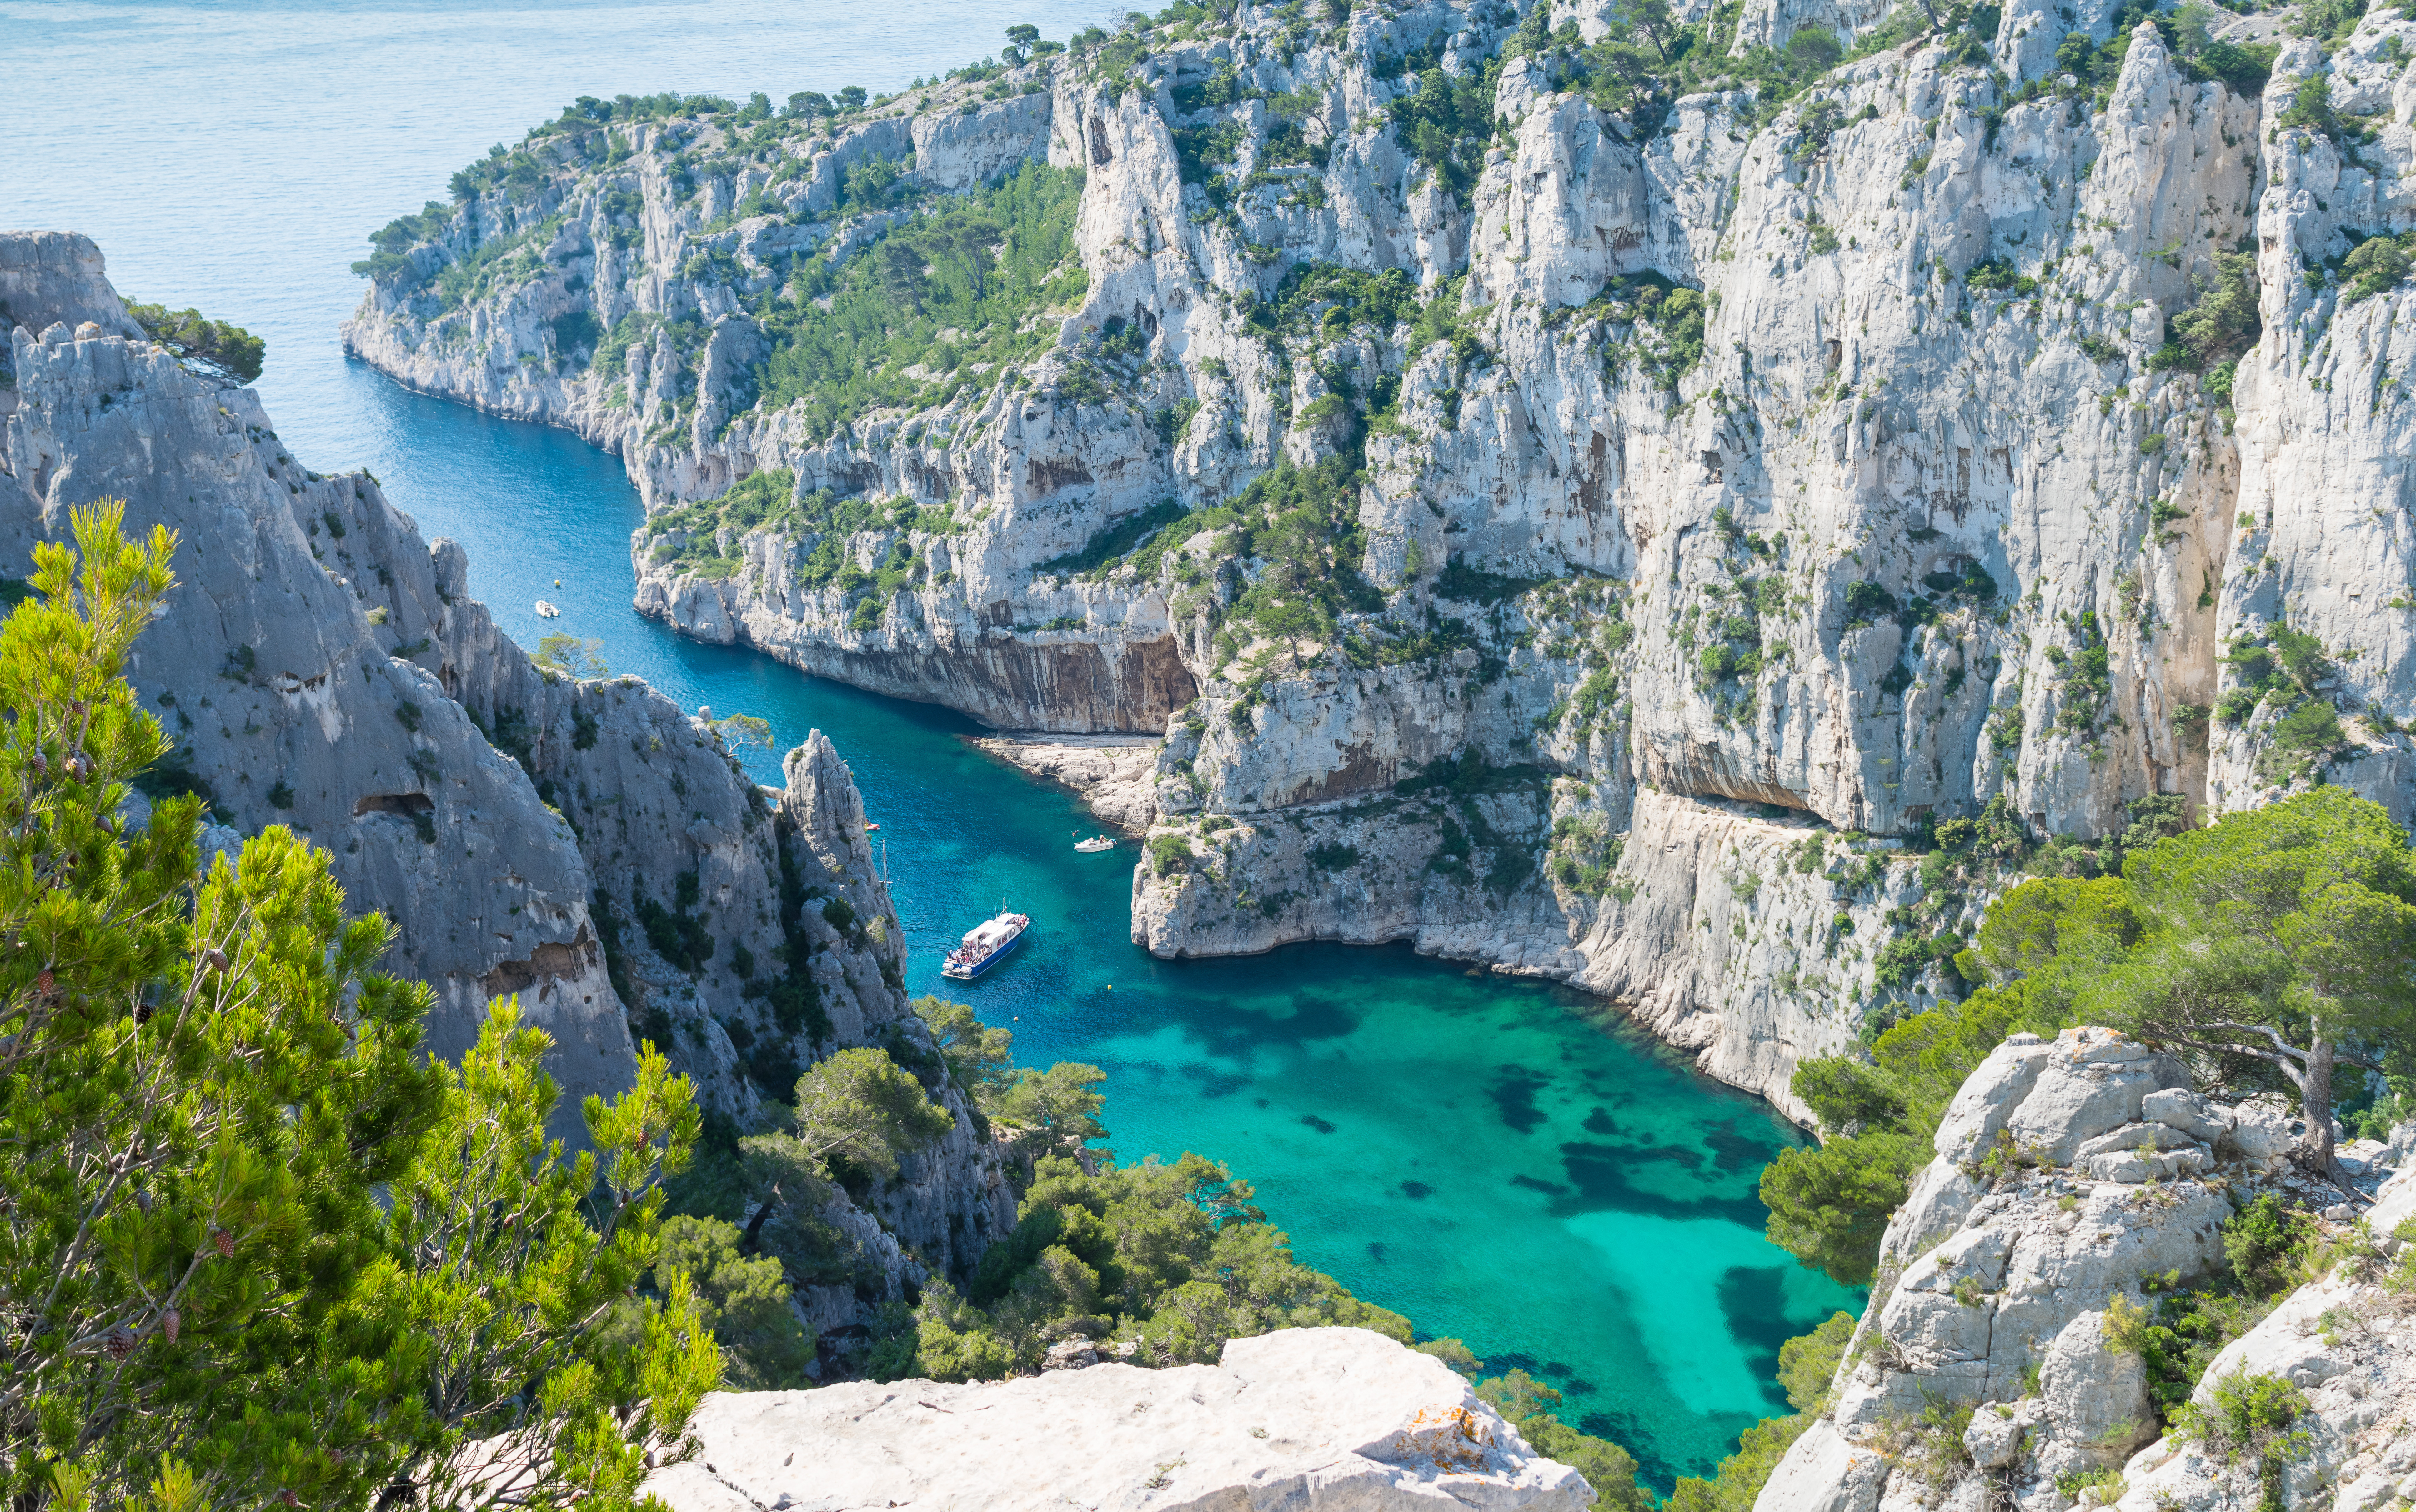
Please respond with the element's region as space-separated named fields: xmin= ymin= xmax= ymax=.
xmin=214 ymin=1228 xmax=234 ymax=1258
xmin=104 ymin=1328 xmax=134 ymax=1359
xmin=162 ymin=1307 xmax=179 ymax=1344
xmin=28 ymin=752 xmax=45 ymax=776
xmin=279 ymin=1491 xmax=299 ymax=1508
xmin=203 ymin=948 xmax=230 ymax=974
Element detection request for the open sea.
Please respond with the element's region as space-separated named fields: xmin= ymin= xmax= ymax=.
xmin=6 ymin=0 xmax=1857 ymax=1480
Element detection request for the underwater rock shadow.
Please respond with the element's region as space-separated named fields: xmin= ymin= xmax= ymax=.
xmin=1717 ymin=1265 xmax=1801 ymax=1416
xmin=1546 ymin=1140 xmax=1772 ymax=1225
xmin=1489 ymin=1066 xmax=1552 ymax=1134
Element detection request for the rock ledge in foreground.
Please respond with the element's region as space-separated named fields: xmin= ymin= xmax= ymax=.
xmin=647 ymin=1326 xmax=1595 ymax=1512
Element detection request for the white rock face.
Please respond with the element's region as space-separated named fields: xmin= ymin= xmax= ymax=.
xmin=0 ymin=232 xmax=1010 ymax=1334
xmin=647 ymin=1327 xmax=1595 ymax=1512
xmin=341 ymin=3 xmax=2416 ymax=1105
xmin=1755 ymin=1031 xmax=2416 ymax=1512
xmin=2105 ymin=1163 xmax=2416 ymax=1512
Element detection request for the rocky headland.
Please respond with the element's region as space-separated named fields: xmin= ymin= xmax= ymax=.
xmin=0 ymin=230 xmax=1011 ymax=1344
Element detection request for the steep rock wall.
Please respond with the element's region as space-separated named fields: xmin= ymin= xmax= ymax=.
xmin=341 ymin=0 xmax=2416 ymax=1105
xmin=0 ymin=231 xmax=1010 ymax=1328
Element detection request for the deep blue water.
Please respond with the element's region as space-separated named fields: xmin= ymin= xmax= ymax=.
xmin=10 ymin=0 xmax=1857 ymax=1481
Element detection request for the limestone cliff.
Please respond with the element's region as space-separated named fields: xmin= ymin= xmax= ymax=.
xmin=1753 ymin=1024 xmax=2416 ymax=1512
xmin=343 ymin=0 xmax=2416 ymax=1106
xmin=0 ymin=231 xmax=1011 ymax=1335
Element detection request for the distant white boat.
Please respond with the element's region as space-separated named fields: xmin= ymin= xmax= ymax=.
xmin=534 ymin=600 xmax=561 ymax=618
xmin=1074 ymin=834 xmax=1115 ymax=853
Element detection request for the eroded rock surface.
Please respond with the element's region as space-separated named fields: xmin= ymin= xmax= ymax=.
xmin=1756 ymin=1026 xmax=2416 ymax=1512
xmin=0 ymin=231 xmax=1010 ymax=1337
xmin=647 ymin=1326 xmax=1595 ymax=1512
xmin=973 ymin=732 xmax=1163 ymax=830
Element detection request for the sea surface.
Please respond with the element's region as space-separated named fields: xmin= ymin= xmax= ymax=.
xmin=8 ymin=0 xmax=1858 ymax=1481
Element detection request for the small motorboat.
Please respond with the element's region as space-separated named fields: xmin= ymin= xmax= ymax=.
xmin=941 ymin=909 xmax=1030 ymax=981
xmin=534 ymin=600 xmax=561 ymax=618
xmin=866 ymin=823 xmax=880 ymax=831
xmin=1074 ymin=834 xmax=1115 ymax=853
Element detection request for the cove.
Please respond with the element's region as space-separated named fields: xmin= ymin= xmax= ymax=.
xmin=11 ymin=0 xmax=1859 ymax=1483
xmin=325 ymin=379 xmax=1862 ymax=1482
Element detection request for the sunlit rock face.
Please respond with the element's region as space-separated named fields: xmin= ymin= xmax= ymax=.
xmin=647 ymin=1326 xmax=1597 ymax=1512
xmin=1755 ymin=1025 xmax=2416 ymax=1512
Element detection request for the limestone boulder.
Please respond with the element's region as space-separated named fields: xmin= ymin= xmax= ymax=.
xmin=2226 ymin=1098 xmax=2297 ymax=1162
xmin=2140 ymin=1089 xmax=2230 ymax=1144
xmin=1933 ymin=1034 xmax=2053 ymax=1162
xmin=1962 ymin=1404 xmax=2030 ymax=1471
xmin=2002 ymin=1029 xmax=2191 ymax=1164
xmin=2030 ymin=1310 xmax=2156 ymax=1483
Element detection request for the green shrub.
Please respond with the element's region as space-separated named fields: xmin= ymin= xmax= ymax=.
xmin=1149 ymin=832 xmax=1197 ymax=877
xmin=1964 ymin=258 xmax=2038 ymax=297
xmin=754 ymin=163 xmax=1087 ymax=440
xmin=878 ymin=1152 xmax=1413 ymax=1381
xmin=0 ymin=505 xmax=715 ymax=1512
xmin=2173 ymin=1371 xmax=2310 ymax=1512
xmin=2343 ymin=233 xmax=2414 ymax=301
xmin=1843 ymin=579 xmax=1900 ymax=628
xmin=2159 ymin=252 xmax=2262 ymax=372
xmin=125 ymin=301 xmax=266 ymax=385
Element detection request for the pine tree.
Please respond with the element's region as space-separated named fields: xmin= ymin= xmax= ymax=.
xmin=3 ymin=504 xmax=719 ymax=1512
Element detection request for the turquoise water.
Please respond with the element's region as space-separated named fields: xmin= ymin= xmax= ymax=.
xmin=10 ymin=0 xmax=1858 ymax=1481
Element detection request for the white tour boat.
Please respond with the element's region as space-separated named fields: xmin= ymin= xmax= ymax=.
xmin=941 ymin=909 xmax=1030 ymax=981
xmin=534 ymin=599 xmax=561 ymax=618
xmin=1074 ymin=834 xmax=1115 ymax=853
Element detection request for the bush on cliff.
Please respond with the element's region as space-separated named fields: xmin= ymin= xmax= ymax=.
xmin=125 ymin=301 xmax=266 ymax=386
xmin=869 ymin=1151 xmax=1412 ymax=1381
xmin=2 ymin=505 xmax=717 ymax=1512
xmin=645 ymin=1216 xmax=818 ymax=1389
xmin=1475 ymin=1369 xmax=1651 ymax=1511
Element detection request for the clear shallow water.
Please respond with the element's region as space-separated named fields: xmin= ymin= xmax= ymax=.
xmin=10 ymin=0 xmax=1857 ymax=1480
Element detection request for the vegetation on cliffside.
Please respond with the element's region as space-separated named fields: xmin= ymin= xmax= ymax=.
xmin=753 ymin=161 xmax=1088 ymax=438
xmin=1766 ymin=786 xmax=2416 ymax=1293
xmin=0 ymin=508 xmax=717 ymax=1512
